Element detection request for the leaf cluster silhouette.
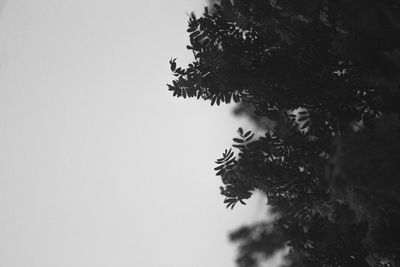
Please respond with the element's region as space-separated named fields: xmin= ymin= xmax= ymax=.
xmin=168 ymin=0 xmax=400 ymax=266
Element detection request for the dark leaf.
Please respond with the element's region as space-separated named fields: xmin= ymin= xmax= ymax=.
xmin=245 ymin=133 xmax=255 ymax=141
xmin=170 ymin=59 xmax=176 ymax=71
xmin=298 ymin=116 xmax=309 ymax=122
xmin=216 ymin=169 xmax=225 ymax=176
xmin=301 ymin=121 xmax=310 ymax=130
xmin=233 ymin=138 xmax=244 ymax=143
xmin=244 ymin=131 xmax=252 ymax=138
xmin=189 ymin=31 xmax=199 ymax=38
xmin=214 ymin=164 xmax=225 ymax=171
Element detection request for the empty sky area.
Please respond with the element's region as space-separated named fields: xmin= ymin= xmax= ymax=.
xmin=0 ymin=1 xmax=271 ymax=267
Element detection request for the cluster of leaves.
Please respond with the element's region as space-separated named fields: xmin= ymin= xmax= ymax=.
xmin=215 ymin=128 xmax=255 ymax=209
xmin=168 ymin=0 xmax=400 ymax=266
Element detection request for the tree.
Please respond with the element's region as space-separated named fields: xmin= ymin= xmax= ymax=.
xmin=168 ymin=0 xmax=400 ymax=266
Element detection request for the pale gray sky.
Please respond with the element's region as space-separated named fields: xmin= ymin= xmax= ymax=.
xmin=0 ymin=1 xmax=269 ymax=266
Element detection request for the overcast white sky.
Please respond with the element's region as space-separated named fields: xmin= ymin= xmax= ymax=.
xmin=0 ymin=1 xmax=271 ymax=266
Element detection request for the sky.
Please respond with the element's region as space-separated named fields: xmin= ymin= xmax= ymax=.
xmin=0 ymin=1 xmax=273 ymax=267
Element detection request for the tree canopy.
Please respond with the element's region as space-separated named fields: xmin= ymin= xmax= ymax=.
xmin=168 ymin=0 xmax=400 ymax=266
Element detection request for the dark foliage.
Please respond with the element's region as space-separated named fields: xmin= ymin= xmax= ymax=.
xmin=168 ymin=0 xmax=400 ymax=266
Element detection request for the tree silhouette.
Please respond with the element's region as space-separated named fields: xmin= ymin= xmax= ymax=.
xmin=168 ymin=0 xmax=400 ymax=266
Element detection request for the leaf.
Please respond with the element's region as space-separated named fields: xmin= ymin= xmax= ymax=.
xmin=226 ymin=199 xmax=237 ymax=209
xmin=244 ymin=131 xmax=252 ymax=138
xmin=301 ymin=121 xmax=310 ymax=130
xmin=216 ymin=169 xmax=225 ymax=176
xmin=225 ymin=198 xmax=232 ymax=204
xmin=215 ymin=158 xmax=225 ymax=164
xmin=225 ymin=158 xmax=236 ymax=166
xmin=233 ymin=138 xmax=244 ymax=143
xmin=222 ymin=149 xmax=233 ymax=159
xmin=224 ymin=154 xmax=234 ymax=162
xmin=245 ymin=133 xmax=255 ymax=141
xmin=211 ymin=96 xmax=216 ymax=106
xmin=225 ymin=93 xmax=231 ymax=104
xmin=189 ymin=31 xmax=199 ymax=38
xmin=298 ymin=116 xmax=308 ymax=122
xmin=170 ymin=59 xmax=176 ymax=71
xmin=214 ymin=164 xmax=225 ymax=171
xmin=214 ymin=3 xmax=222 ymax=11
